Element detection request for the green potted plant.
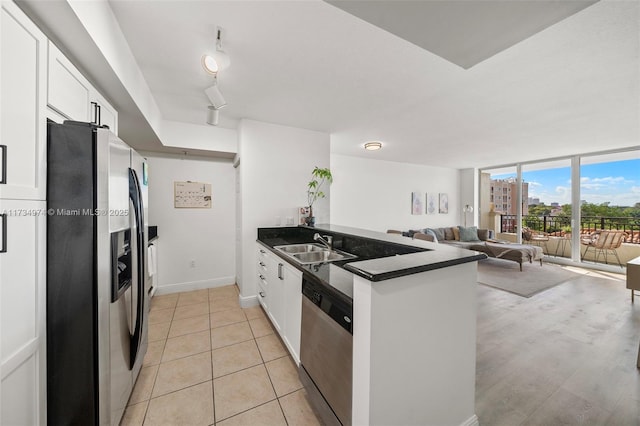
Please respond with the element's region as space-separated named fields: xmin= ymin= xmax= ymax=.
xmin=306 ymin=166 xmax=333 ymax=226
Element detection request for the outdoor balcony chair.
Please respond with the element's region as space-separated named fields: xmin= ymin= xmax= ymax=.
xmin=522 ymin=227 xmax=550 ymax=254
xmin=580 ymin=230 xmax=628 ymax=267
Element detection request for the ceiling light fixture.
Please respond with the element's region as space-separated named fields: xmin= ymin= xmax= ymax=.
xmin=206 ymin=106 xmax=220 ymax=126
xmin=201 ymin=27 xmax=230 ymax=76
xmin=364 ymin=141 xmax=382 ymax=150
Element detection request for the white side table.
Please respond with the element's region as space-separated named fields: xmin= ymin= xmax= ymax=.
xmin=627 ymin=256 xmax=640 ymax=303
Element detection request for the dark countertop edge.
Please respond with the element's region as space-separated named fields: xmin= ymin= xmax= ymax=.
xmin=344 ymin=253 xmax=488 ymax=282
xmin=258 ymin=225 xmax=488 ymax=283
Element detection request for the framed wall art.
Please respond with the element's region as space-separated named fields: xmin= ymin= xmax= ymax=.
xmin=439 ymin=193 xmax=449 ymax=214
xmin=411 ymin=192 xmax=423 ymax=215
xmin=426 ymin=193 xmax=436 ymax=214
xmin=174 ymin=181 xmax=212 ymax=208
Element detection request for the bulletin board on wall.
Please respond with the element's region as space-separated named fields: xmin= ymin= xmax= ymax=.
xmin=174 ymin=181 xmax=212 ymax=208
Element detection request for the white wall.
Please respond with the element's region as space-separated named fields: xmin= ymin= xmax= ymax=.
xmin=145 ymin=153 xmax=236 ymax=294
xmin=459 ymin=168 xmax=478 ymax=227
xmin=160 ymin=120 xmax=237 ymax=153
xmin=330 ymin=154 xmax=460 ymax=232
xmin=238 ymin=119 xmax=330 ymax=303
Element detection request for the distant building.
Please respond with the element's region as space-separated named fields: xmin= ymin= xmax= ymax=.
xmin=550 ymin=202 xmax=559 ymax=207
xmin=528 ymin=197 xmax=540 ymax=205
xmin=490 ymin=178 xmax=529 ymax=215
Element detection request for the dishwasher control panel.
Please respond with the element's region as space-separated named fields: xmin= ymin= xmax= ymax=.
xmin=302 ymin=277 xmax=353 ymax=333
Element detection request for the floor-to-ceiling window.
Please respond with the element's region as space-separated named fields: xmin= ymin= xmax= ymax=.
xmin=480 ymin=166 xmax=518 ymax=234
xmin=521 ymin=159 xmax=572 ymax=257
xmin=480 ymin=149 xmax=640 ymax=269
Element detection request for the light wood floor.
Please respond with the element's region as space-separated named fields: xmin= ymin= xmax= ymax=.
xmin=476 ymin=266 xmax=640 ymax=425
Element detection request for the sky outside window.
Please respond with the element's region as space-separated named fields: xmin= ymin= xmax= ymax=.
xmin=492 ymin=157 xmax=639 ymax=207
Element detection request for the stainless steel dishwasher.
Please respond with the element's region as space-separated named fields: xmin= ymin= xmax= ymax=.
xmin=299 ymin=276 xmax=353 ymax=426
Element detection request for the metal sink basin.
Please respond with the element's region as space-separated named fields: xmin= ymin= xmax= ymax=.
xmin=291 ymin=250 xmax=356 ymax=264
xmin=274 ymin=243 xmax=326 ymax=254
xmin=274 ymin=244 xmax=357 ymax=265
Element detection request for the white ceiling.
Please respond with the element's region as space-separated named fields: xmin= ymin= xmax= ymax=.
xmin=106 ymin=0 xmax=639 ymax=169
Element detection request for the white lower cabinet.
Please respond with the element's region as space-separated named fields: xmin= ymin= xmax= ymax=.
xmin=0 ymin=199 xmax=46 ymax=425
xmin=281 ymin=262 xmax=302 ymax=364
xmin=256 ymin=243 xmax=303 ymax=363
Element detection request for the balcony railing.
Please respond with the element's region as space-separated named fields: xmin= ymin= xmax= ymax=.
xmin=500 ymin=214 xmax=640 ymax=244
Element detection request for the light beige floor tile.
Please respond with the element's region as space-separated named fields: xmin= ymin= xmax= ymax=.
xmin=150 ymin=294 xmax=178 ymax=312
xmin=173 ymin=302 xmax=209 ymax=320
xmin=210 ymin=308 xmax=246 ymax=329
xmin=210 ymin=296 xmax=240 ymax=313
xmin=148 ymin=321 xmax=170 ymax=342
xmin=121 ymin=401 xmax=148 ymax=426
xmin=129 ymin=364 xmax=159 ymax=405
xmin=152 ymin=351 xmax=212 ymax=397
xmin=249 ymin=316 xmax=274 ymax=338
xmin=265 ymin=356 xmax=303 ymax=397
xmin=144 ymin=381 xmax=214 ymax=426
xmin=177 ymin=289 xmax=209 ymax=307
xmin=279 ymin=389 xmax=321 ymax=426
xmin=211 ymin=321 xmax=254 ymax=350
xmin=209 ymin=285 xmax=239 ymax=299
xmin=161 ymin=330 xmax=210 ymax=363
xmin=148 ymin=307 xmax=174 ymax=325
xmin=243 ymin=305 xmax=267 ymax=320
xmin=168 ymin=314 xmax=210 ymax=338
xmin=213 ymin=364 xmax=276 ymax=421
xmin=255 ymin=334 xmax=288 ymax=362
xmin=143 ymin=340 xmax=165 ymax=366
xmin=211 ymin=340 xmax=262 ymax=378
xmin=216 ymin=400 xmax=287 ymax=426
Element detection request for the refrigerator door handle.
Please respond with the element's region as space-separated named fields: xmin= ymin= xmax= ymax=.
xmin=1 ymin=214 xmax=6 ymax=253
xmin=128 ymin=168 xmax=145 ymax=368
xmin=0 ymin=144 xmax=6 ymax=184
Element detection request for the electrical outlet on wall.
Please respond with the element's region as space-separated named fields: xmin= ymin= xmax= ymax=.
xmin=190 ymin=260 xmax=196 ymax=268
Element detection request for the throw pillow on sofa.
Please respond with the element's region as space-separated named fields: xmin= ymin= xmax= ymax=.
xmin=458 ymin=226 xmax=480 ymax=242
xmin=427 ymin=228 xmax=445 ymax=241
xmin=452 ymin=226 xmax=461 ymax=241
xmin=421 ymin=228 xmax=439 ymax=242
xmin=443 ymin=227 xmax=455 ymax=240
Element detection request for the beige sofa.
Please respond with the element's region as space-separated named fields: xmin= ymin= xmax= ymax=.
xmin=407 ymin=226 xmax=543 ymax=271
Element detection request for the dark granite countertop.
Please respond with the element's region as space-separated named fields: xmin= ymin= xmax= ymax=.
xmin=257 ymin=224 xmax=486 ymax=301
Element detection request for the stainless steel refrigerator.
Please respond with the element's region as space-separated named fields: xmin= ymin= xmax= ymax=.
xmin=47 ymin=121 xmax=150 ymax=425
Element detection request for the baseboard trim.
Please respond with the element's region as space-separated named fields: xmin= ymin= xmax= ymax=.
xmin=460 ymin=414 xmax=479 ymax=426
xmin=154 ymin=276 xmax=236 ymax=295
xmin=239 ymin=294 xmax=259 ymax=308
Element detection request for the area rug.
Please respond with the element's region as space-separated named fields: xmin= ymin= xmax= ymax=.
xmin=477 ymin=258 xmax=583 ymax=297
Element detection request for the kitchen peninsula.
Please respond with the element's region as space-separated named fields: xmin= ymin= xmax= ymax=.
xmin=257 ymin=225 xmax=486 ymax=426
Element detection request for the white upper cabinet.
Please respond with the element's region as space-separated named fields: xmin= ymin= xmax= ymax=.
xmin=93 ymin=90 xmax=118 ymax=134
xmin=48 ymin=40 xmax=118 ymax=134
xmin=47 ymin=40 xmax=92 ymax=123
xmin=0 ymin=1 xmax=47 ymax=201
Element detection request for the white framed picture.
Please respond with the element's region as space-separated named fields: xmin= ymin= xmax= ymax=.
xmin=411 ymin=192 xmax=423 ymax=215
xmin=439 ymin=193 xmax=448 ymax=214
xmin=426 ymin=193 xmax=436 ymax=214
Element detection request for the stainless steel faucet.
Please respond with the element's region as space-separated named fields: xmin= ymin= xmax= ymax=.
xmin=313 ymin=233 xmax=333 ymax=250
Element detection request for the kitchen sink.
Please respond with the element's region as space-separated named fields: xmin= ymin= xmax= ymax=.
xmin=274 ymin=243 xmax=326 ymax=254
xmin=274 ymin=244 xmax=357 ymax=265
